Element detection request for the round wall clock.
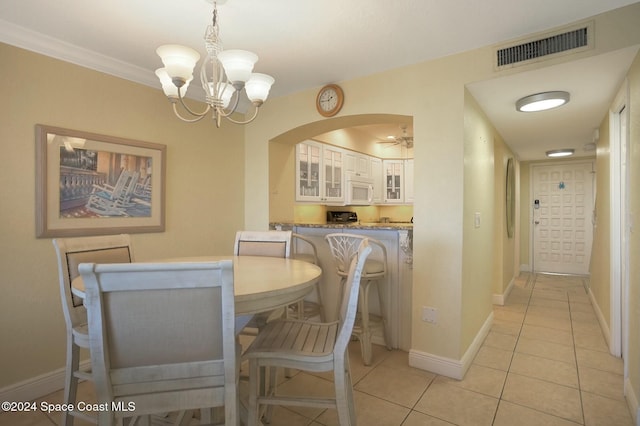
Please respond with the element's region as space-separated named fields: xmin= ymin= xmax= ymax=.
xmin=316 ymin=84 xmax=344 ymax=117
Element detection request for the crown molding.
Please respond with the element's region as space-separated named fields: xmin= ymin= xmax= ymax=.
xmin=0 ymin=19 xmax=158 ymax=90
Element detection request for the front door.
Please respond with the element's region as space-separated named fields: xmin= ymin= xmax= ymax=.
xmin=532 ymin=162 xmax=594 ymax=275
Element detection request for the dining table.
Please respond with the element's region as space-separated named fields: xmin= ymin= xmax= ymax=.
xmin=71 ymin=255 xmax=323 ymax=321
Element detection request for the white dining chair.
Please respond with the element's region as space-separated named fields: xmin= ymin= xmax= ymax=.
xmin=288 ymin=233 xmax=323 ymax=321
xmin=234 ymin=230 xmax=292 ymax=258
xmin=325 ymin=233 xmax=391 ymax=365
xmin=244 ymin=240 xmax=372 ymax=426
xmin=233 ymin=230 xmax=293 ymax=333
xmin=52 ymin=234 xmax=134 ymax=426
xmin=79 ymin=260 xmax=239 ymax=426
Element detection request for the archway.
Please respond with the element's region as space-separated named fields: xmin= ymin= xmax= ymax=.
xmin=268 ymin=114 xmax=413 ymax=223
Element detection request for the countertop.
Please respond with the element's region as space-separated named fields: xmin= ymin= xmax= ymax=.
xmin=270 ymin=222 xmax=413 ymax=231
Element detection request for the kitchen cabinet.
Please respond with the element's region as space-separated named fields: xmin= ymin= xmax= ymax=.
xmin=404 ymin=158 xmax=414 ymax=203
xmin=383 ymin=160 xmax=404 ymax=203
xmin=296 ymin=141 xmax=344 ymax=203
xmin=344 ymin=151 xmax=371 ymax=178
xmin=370 ymin=157 xmax=383 ymax=204
xmin=380 ymin=159 xmax=413 ymax=204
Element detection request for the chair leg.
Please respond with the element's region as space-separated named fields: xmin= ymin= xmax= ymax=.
xmin=358 ymin=281 xmax=373 ymax=366
xmin=62 ymin=337 xmax=80 ymax=426
xmin=375 ymin=279 xmax=392 ymax=350
xmin=334 ymin=358 xmax=356 ymax=426
xmin=263 ymin=366 xmax=278 ymax=424
xmin=247 ymin=360 xmax=260 ymax=426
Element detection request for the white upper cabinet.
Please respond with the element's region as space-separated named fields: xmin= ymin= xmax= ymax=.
xmin=296 ymin=140 xmax=412 ymax=205
xmin=296 ymin=141 xmax=344 ymax=203
xmin=370 ymin=157 xmax=383 ymax=204
xmin=344 ymin=151 xmax=371 ymax=178
xmin=383 ymin=160 xmax=404 ymax=203
xmin=404 ymin=159 xmax=414 ymax=204
xmin=381 ymin=159 xmax=413 ymax=204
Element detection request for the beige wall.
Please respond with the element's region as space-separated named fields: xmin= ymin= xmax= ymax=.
xmin=589 ymin=115 xmax=612 ymax=329
xmin=461 ymin=89 xmax=495 ymax=349
xmin=0 ymin=43 xmax=246 ymax=388
xmin=626 ymin=51 xmax=640 ymax=417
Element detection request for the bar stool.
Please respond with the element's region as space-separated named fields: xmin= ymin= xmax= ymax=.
xmin=325 ymin=233 xmax=391 ymax=365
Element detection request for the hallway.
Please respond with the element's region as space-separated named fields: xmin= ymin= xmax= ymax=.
xmin=2 ymin=273 xmax=634 ymax=425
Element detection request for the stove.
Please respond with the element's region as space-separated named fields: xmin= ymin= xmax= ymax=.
xmin=326 ymin=211 xmax=358 ymax=223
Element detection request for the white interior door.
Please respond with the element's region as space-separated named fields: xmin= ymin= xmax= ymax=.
xmin=532 ymin=162 xmax=594 ymax=275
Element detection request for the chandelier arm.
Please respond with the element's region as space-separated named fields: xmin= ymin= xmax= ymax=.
xmin=215 ymin=89 xmax=242 ymax=118
xmin=172 ymin=103 xmax=208 ymax=123
xmin=223 ymin=105 xmax=260 ymax=125
xmin=175 ymin=90 xmax=212 ymax=118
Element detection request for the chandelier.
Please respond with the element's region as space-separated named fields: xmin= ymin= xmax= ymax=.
xmin=155 ymin=1 xmax=274 ymax=127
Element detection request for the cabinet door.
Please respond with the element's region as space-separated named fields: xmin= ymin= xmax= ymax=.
xmin=345 ymin=151 xmax=371 ymax=178
xmin=383 ymin=160 xmax=404 ymax=203
xmin=322 ymin=146 xmax=343 ymax=203
xmin=370 ymin=157 xmax=383 ymax=204
xmin=296 ymin=141 xmax=322 ymax=202
xmin=404 ymin=159 xmax=414 ymax=203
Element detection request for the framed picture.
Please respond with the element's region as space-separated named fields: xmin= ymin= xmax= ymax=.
xmin=36 ymin=124 xmax=166 ymax=238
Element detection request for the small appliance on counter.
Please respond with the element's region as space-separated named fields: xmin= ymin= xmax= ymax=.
xmin=326 ymin=211 xmax=358 ymax=223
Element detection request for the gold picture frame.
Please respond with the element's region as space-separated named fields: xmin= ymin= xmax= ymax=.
xmin=35 ymin=125 xmax=166 ymax=238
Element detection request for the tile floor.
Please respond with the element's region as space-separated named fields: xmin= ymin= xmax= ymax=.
xmin=2 ymin=273 xmax=635 ymax=425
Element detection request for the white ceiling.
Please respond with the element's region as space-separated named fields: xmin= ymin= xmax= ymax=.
xmin=1 ymin=0 xmax=639 ymax=160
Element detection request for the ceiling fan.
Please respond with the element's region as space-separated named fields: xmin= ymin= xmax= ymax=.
xmin=377 ymin=125 xmax=414 ymax=148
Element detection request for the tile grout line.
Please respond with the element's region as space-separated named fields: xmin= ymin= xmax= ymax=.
xmin=569 ymin=280 xmax=587 ymax=426
xmin=491 ymin=272 xmax=536 ymax=425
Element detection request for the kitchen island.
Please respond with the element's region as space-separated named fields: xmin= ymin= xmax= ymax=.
xmin=270 ymin=222 xmax=413 ymax=351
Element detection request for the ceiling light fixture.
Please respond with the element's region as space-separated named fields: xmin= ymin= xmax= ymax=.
xmin=546 ymin=149 xmax=574 ymax=158
xmin=155 ymin=0 xmax=274 ymax=127
xmin=516 ymin=91 xmax=570 ymax=112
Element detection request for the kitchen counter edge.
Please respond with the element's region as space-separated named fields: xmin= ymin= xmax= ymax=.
xmin=270 ymin=222 xmax=413 ymax=231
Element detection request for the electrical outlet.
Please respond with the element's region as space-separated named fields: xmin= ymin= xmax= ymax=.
xmin=474 ymin=212 xmax=481 ymax=228
xmin=422 ymin=306 xmax=438 ymax=324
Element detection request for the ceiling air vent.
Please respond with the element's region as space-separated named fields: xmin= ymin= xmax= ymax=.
xmin=495 ymin=22 xmax=593 ymax=69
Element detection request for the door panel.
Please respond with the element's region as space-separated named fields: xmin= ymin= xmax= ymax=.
xmin=532 ymin=162 xmax=594 ymax=274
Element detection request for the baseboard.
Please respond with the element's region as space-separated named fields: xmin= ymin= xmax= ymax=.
xmin=408 ymin=312 xmax=493 ymax=380
xmin=625 ymin=377 xmax=640 ymax=426
xmin=492 ymin=277 xmax=515 ymax=306
xmin=520 ymin=264 xmax=531 ymax=273
xmin=588 ymin=288 xmax=612 ymax=349
xmin=0 ymin=360 xmax=90 ymax=402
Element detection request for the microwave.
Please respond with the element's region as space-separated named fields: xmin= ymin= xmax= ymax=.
xmin=345 ymin=172 xmax=374 ymax=205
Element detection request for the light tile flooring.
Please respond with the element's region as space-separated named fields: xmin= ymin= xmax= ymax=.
xmin=3 ymin=273 xmax=635 ymax=425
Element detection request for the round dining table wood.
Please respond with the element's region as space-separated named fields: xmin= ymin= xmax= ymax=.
xmin=72 ymin=255 xmax=322 ymax=316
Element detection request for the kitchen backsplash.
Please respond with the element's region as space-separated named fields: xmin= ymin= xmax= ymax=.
xmin=292 ymin=204 xmax=413 ymax=224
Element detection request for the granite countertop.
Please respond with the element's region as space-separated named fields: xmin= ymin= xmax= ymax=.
xmin=271 ymin=222 xmax=413 ymax=231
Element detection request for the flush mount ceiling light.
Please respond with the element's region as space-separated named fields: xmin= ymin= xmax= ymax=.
xmin=516 ymin=91 xmax=570 ymax=112
xmin=155 ymin=0 xmax=274 ymax=127
xmin=546 ymin=149 xmax=575 ymax=158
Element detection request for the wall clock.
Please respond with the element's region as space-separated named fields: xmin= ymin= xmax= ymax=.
xmin=316 ymin=84 xmax=344 ymax=117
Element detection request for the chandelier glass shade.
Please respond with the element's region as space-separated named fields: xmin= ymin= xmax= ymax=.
xmin=155 ymin=2 xmax=274 ymax=127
